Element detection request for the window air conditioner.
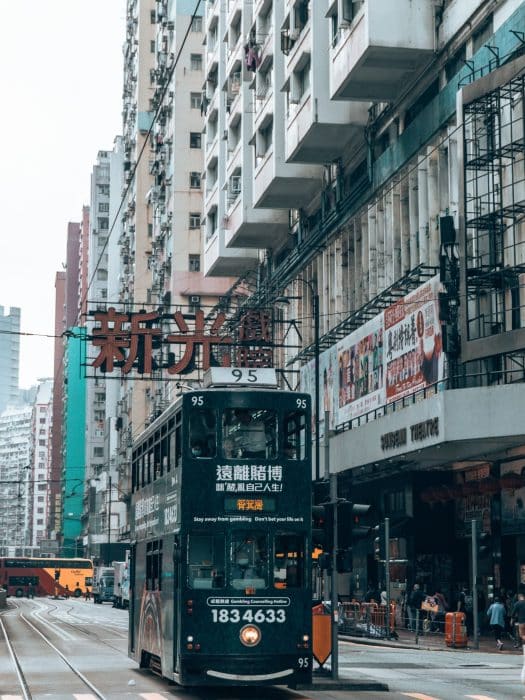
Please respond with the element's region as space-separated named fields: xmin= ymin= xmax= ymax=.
xmin=189 ymin=295 xmax=201 ymax=305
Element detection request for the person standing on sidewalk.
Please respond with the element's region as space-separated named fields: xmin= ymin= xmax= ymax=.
xmin=486 ymin=596 xmax=506 ymax=650
xmin=511 ymin=593 xmax=525 ymax=647
xmin=408 ymin=584 xmax=425 ymax=632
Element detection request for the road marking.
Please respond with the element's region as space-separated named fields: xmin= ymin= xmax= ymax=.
xmin=2 ymin=696 xmax=24 ymax=700
xmin=73 ymin=696 xmax=98 ymax=700
xmin=140 ymin=695 xmax=169 ymax=700
xmin=402 ymin=694 xmax=440 ymax=700
xmin=466 ymin=696 xmax=499 ymax=700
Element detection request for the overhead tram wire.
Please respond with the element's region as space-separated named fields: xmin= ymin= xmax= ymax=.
xmin=78 ymin=0 xmax=203 ymax=323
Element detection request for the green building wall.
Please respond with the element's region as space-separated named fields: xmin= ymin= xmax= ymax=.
xmin=62 ymin=327 xmax=86 ymax=557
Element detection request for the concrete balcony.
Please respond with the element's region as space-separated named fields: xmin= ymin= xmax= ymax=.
xmin=253 ymin=146 xmax=322 ymax=209
xmin=204 ymin=228 xmax=259 ymax=277
xmin=285 ymin=91 xmax=368 ymax=163
xmin=224 ymin=190 xmax=288 ymax=249
xmin=330 ymin=0 xmax=434 ymax=101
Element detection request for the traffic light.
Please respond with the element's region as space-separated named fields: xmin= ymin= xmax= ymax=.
xmin=373 ymin=522 xmax=387 ymax=561
xmin=337 ymin=502 xmax=372 ymax=549
xmin=336 ymin=502 xmax=372 ymax=573
xmin=312 ymin=503 xmax=333 ymax=551
xmin=478 ymin=529 xmax=490 ymax=558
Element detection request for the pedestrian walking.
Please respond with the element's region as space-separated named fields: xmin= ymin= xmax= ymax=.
xmin=486 ymin=596 xmax=506 ymax=650
xmin=408 ymin=584 xmax=425 ymax=632
xmin=512 ymin=593 xmax=525 ymax=647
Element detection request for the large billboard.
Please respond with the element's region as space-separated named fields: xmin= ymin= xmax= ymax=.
xmin=300 ymin=275 xmax=445 ymax=432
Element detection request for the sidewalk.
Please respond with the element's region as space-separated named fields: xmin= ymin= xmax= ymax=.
xmin=340 ymin=627 xmax=524 ymax=655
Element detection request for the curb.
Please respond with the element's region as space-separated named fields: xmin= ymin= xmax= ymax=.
xmin=296 ymin=679 xmax=389 ymax=692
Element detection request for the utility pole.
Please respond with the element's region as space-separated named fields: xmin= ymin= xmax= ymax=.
xmin=471 ymin=519 xmax=479 ymax=649
xmin=385 ymin=518 xmax=390 ymax=638
xmin=330 ymin=470 xmax=338 ymax=680
xmin=107 ymin=474 xmax=112 ymax=562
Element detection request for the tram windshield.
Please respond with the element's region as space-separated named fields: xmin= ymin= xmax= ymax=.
xmin=230 ymin=531 xmax=268 ymax=590
xmin=187 ymin=533 xmax=225 ymax=589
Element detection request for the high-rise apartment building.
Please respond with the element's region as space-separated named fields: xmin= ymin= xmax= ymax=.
xmin=29 ymin=379 xmax=53 ymax=548
xmin=200 ymin=0 xmax=525 ymax=597
xmin=0 ymin=306 xmax=21 ymax=415
xmin=0 ymin=406 xmax=32 ymax=556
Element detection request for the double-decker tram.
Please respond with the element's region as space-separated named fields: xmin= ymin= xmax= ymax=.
xmin=129 ymin=368 xmax=313 ymax=687
xmin=0 ymin=557 xmax=93 ymax=597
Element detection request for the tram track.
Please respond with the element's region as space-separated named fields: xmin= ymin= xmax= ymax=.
xmin=0 ymin=606 xmax=108 ymax=700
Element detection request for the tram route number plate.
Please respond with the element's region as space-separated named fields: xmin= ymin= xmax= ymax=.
xmin=211 ymin=608 xmax=286 ymax=623
xmin=203 ymin=368 xmax=278 ymax=387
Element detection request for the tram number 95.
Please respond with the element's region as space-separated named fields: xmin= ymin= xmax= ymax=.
xmin=211 ymin=608 xmax=286 ymax=623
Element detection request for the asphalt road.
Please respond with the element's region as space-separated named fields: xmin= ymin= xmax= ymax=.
xmin=1 ymin=597 xmax=524 ymax=699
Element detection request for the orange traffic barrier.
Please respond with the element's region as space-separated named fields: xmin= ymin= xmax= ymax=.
xmin=445 ymin=611 xmax=467 ymax=648
xmin=312 ymin=604 xmax=331 ymax=666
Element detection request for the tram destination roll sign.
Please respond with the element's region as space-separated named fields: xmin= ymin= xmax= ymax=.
xmin=84 ymin=306 xmax=274 ymax=377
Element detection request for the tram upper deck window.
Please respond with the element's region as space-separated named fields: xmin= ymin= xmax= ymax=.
xmin=189 ymin=409 xmax=216 ymax=457
xmin=274 ymin=534 xmax=305 ymax=589
xmin=283 ymin=409 xmax=307 ymax=460
xmin=188 ymin=534 xmax=225 ymax=589
xmin=230 ymin=532 xmax=267 ymax=590
xmin=222 ymin=409 xmax=276 ymax=459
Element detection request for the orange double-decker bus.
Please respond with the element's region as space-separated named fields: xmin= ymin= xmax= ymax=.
xmin=0 ymin=557 xmax=94 ymax=598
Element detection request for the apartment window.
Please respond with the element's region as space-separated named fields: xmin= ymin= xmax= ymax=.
xmin=473 ymin=15 xmax=493 ymax=53
xmin=38 ymin=496 xmax=44 ymax=502
xmin=37 ymin=519 xmax=44 ymax=525
xmin=190 ymin=172 xmax=201 ymax=189
xmin=99 ymin=202 xmax=109 ymax=212
xmin=97 ymin=269 xmax=108 ymax=281
xmin=39 ymin=418 xmax=45 ymax=424
xmin=95 ymin=410 xmax=105 ymax=422
xmin=94 ymin=447 xmax=104 ymax=457
xmin=445 ymin=43 xmax=467 ymax=83
xmin=37 ymin=508 xmax=44 ymax=514
xmin=189 ymin=213 xmax=201 ymax=229
xmin=190 ymin=92 xmax=201 ymax=109
xmin=98 ymin=217 xmax=109 ymax=230
xmin=38 ymin=484 xmax=46 ymax=491
xmin=39 ymin=440 xmax=45 ymax=446
xmin=190 ymin=132 xmax=202 ymax=148
xmin=191 ymin=16 xmax=202 ymax=32
xmin=189 ymin=254 xmax=201 ymax=272
xmin=150 ymin=40 xmax=156 ymax=53
xmin=190 ymin=54 xmax=202 ymax=70
xmin=98 ymin=184 xmax=109 ymax=195
xmin=150 ymin=9 xmax=156 ymax=23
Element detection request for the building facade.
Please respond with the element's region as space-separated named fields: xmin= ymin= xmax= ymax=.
xmin=200 ymin=0 xmax=525 ymax=603
xmin=29 ymin=379 xmax=53 ymax=548
xmin=0 ymin=306 xmax=21 ymax=416
xmin=0 ymin=406 xmax=32 ymax=556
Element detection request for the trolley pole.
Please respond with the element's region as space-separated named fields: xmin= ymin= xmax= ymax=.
xmin=471 ymin=519 xmax=479 ymax=649
xmin=330 ymin=470 xmax=339 ymax=680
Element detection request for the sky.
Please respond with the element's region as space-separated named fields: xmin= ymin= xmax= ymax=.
xmin=0 ymin=1 xmax=125 ymax=388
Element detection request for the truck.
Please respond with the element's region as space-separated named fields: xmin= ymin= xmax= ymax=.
xmin=112 ymin=554 xmax=130 ymax=609
xmin=92 ymin=566 xmax=115 ymax=604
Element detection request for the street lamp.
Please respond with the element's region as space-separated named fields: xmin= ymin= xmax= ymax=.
xmin=276 ymin=277 xmax=320 ymax=481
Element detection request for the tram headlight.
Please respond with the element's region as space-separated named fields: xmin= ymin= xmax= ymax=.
xmin=239 ymin=624 xmax=261 ymax=647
